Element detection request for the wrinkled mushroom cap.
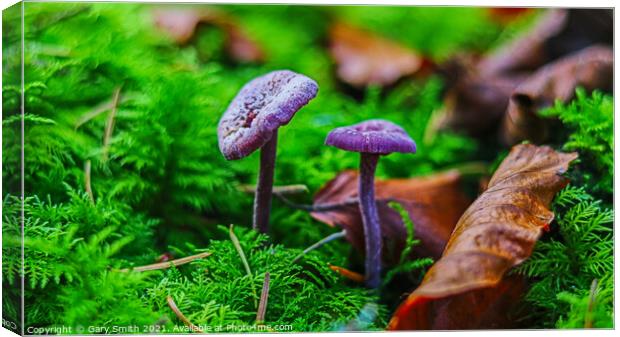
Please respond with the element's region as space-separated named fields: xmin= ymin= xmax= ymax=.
xmin=218 ymin=70 xmax=319 ymax=160
xmin=325 ymin=119 xmax=416 ymax=154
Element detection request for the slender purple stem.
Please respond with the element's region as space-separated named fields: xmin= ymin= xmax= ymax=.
xmin=253 ymin=130 xmax=277 ymax=233
xmin=359 ymin=153 xmax=382 ymax=288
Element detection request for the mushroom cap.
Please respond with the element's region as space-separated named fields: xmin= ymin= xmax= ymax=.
xmin=325 ymin=119 xmax=416 ymax=154
xmin=218 ymin=70 xmax=319 ymax=160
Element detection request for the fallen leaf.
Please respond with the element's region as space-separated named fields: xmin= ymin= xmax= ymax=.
xmin=221 ymin=23 xmax=265 ymax=63
xmin=478 ymin=9 xmax=568 ymax=77
xmin=478 ymin=9 xmax=612 ymax=78
xmin=153 ymin=8 xmax=206 ymax=45
xmin=435 ymin=59 xmax=526 ymax=136
xmin=388 ymin=144 xmax=578 ymax=330
xmin=433 ymin=9 xmax=565 ymax=136
xmin=310 ymin=169 xmax=470 ymax=264
xmin=501 ymin=45 xmax=613 ymax=145
xmin=437 ymin=9 xmax=612 ymax=138
xmin=153 ymin=7 xmax=264 ymax=63
xmin=328 ymin=22 xmax=425 ymax=87
xmin=389 ymin=276 xmax=527 ymax=330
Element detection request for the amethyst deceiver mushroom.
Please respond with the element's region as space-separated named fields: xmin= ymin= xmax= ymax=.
xmin=325 ymin=119 xmax=416 ymax=288
xmin=218 ymin=70 xmax=318 ymax=233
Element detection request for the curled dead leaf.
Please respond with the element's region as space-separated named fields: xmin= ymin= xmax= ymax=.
xmin=153 ymin=7 xmax=264 ymax=63
xmin=436 ymin=63 xmax=526 ymax=136
xmin=478 ymin=9 xmax=568 ymax=77
xmin=153 ymin=8 xmax=206 ymax=45
xmin=437 ymin=9 xmax=612 ymax=138
xmin=479 ymin=9 xmax=612 ymax=78
xmin=501 ymin=45 xmax=613 ymax=145
xmin=328 ymin=22 xmax=425 ymax=87
xmin=223 ymin=23 xmax=265 ymax=63
xmin=310 ymin=169 xmax=470 ymax=264
xmin=388 ymin=144 xmax=578 ymax=330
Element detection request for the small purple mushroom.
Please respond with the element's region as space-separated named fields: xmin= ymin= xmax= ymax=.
xmin=325 ymin=119 xmax=416 ymax=288
xmin=218 ymin=70 xmax=318 ymax=233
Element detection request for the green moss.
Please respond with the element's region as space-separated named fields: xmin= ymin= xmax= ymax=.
xmin=540 ymin=89 xmax=613 ymax=196
xmin=515 ymin=186 xmax=614 ymax=328
xmin=144 ymin=226 xmax=387 ymax=332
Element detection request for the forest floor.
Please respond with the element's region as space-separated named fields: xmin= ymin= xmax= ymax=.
xmin=1 ymin=3 xmax=614 ymax=333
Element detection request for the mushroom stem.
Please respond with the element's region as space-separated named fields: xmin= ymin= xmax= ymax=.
xmin=359 ymin=152 xmax=382 ymax=288
xmin=253 ymin=130 xmax=278 ymax=233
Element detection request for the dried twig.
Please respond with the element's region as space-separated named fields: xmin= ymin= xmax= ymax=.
xmin=229 ymin=224 xmax=258 ymax=308
xmin=75 ymin=102 xmax=112 ymax=130
xmin=329 ymin=264 xmax=365 ymax=283
xmin=117 ymin=252 xmax=211 ymax=272
xmin=292 ymin=230 xmax=347 ymax=263
xmin=75 ymin=92 xmax=138 ymax=129
xmin=276 ymin=195 xmax=360 ymax=212
xmin=166 ymin=295 xmax=203 ymax=333
xmin=102 ymin=86 xmax=122 ymax=161
xmin=84 ymin=160 xmax=94 ymax=204
xmin=229 ymin=224 xmax=252 ymax=276
xmin=239 ymin=184 xmax=309 ymax=196
xmin=584 ymin=279 xmax=599 ymax=328
xmin=277 ymin=195 xmax=402 ymax=213
xmin=255 ymin=272 xmax=271 ymax=324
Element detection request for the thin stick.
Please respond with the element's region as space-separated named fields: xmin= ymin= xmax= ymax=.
xmin=102 ymin=86 xmax=122 ymax=161
xmin=229 ymin=224 xmax=258 ymax=308
xmin=75 ymin=93 xmax=136 ymax=129
xmin=84 ymin=160 xmax=94 ymax=204
xmin=75 ymin=101 xmax=114 ymax=130
xmin=239 ymin=184 xmax=309 ymax=196
xmin=292 ymin=230 xmax=347 ymax=263
xmin=328 ymin=264 xmax=365 ymax=283
xmin=277 ymin=195 xmax=401 ymax=213
xmin=229 ymin=224 xmax=252 ymax=276
xmin=166 ymin=295 xmax=203 ymax=333
xmin=584 ymin=279 xmax=598 ymax=328
xmin=276 ymin=195 xmax=360 ymax=212
xmin=118 ymin=252 xmax=211 ymax=272
xmin=255 ymin=272 xmax=271 ymax=324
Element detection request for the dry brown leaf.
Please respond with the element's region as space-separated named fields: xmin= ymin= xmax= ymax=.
xmin=437 ymin=9 xmax=612 ymax=138
xmin=310 ymin=169 xmax=470 ymax=264
xmin=153 ymin=7 xmax=264 ymax=63
xmin=153 ymin=8 xmax=206 ymax=45
xmin=501 ymin=45 xmax=613 ymax=145
xmin=390 ymin=276 xmax=527 ymax=330
xmin=222 ymin=23 xmax=265 ymax=63
xmin=435 ymin=64 xmax=526 ymax=137
xmin=478 ymin=9 xmax=568 ymax=77
xmin=328 ymin=22 xmax=424 ymax=87
xmin=388 ymin=144 xmax=578 ymax=330
xmin=479 ymin=9 xmax=612 ymax=78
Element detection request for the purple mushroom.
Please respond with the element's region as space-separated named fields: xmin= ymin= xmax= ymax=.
xmin=218 ymin=70 xmax=318 ymax=233
xmin=325 ymin=119 xmax=416 ymax=288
